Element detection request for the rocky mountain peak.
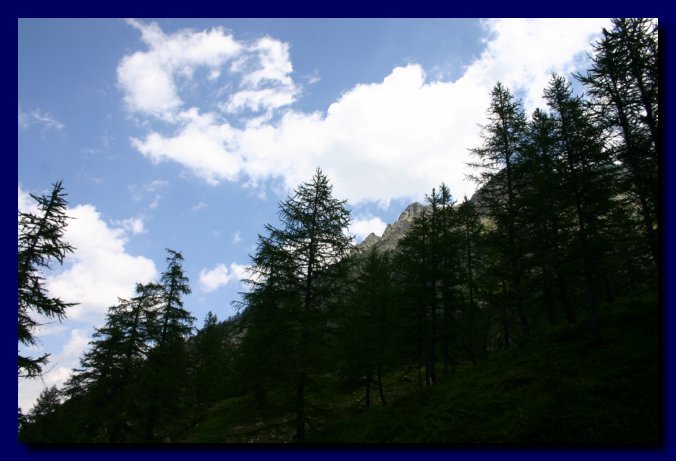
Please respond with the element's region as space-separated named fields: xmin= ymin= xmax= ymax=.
xmin=397 ymin=202 xmax=426 ymax=223
xmin=355 ymin=201 xmax=428 ymax=254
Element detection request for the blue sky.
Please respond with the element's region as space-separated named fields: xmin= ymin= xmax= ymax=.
xmin=18 ymin=18 xmax=611 ymax=411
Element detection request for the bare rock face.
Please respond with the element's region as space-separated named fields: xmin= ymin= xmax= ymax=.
xmin=355 ymin=202 xmax=428 ymax=254
xmin=359 ymin=232 xmax=381 ymax=252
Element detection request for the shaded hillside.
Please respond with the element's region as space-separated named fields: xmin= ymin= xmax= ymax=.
xmin=179 ymin=290 xmax=659 ymax=444
xmin=308 ymin=291 xmax=659 ymax=444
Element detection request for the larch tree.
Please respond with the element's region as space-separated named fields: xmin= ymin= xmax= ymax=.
xmin=575 ymin=18 xmax=658 ymax=265
xmin=339 ymin=247 xmax=394 ymax=408
xmin=18 ymin=181 xmax=75 ymax=378
xmin=468 ymin=83 xmax=530 ymax=344
xmin=249 ymin=168 xmax=352 ymax=442
xmin=456 ymin=196 xmax=486 ymax=363
xmin=543 ymin=74 xmax=617 ymax=341
xmin=142 ymin=249 xmax=194 ymax=441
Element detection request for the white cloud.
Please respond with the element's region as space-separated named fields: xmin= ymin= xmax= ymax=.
xmin=198 ymin=262 xmax=249 ymax=292
xmin=469 ymin=18 xmax=610 ymax=114
xmin=131 ymin=108 xmax=242 ymax=185
xmin=31 ymin=109 xmax=65 ymax=132
xmin=224 ymin=36 xmax=298 ymax=115
xmin=118 ymin=19 xmax=243 ymax=119
xmin=113 ymin=216 xmax=146 ymax=235
xmin=42 ymin=204 xmax=158 ymax=324
xmin=149 ymin=195 xmax=161 ymax=209
xmin=126 ymin=19 xmax=609 ymax=206
xmin=18 ymin=105 xmax=29 ymax=129
xmin=18 ymin=184 xmax=39 ymax=215
xmin=18 ymin=328 xmax=92 ymax=412
xmin=118 ymin=20 xmax=298 ymax=122
xmin=232 ymin=230 xmax=242 ymax=244
xmin=350 ymin=216 xmax=388 ymax=243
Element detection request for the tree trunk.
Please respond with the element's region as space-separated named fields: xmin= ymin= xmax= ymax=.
xmin=377 ymin=364 xmax=386 ymax=405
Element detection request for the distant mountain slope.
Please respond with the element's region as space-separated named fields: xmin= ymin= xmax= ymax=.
xmin=355 ymin=202 xmax=428 ymax=254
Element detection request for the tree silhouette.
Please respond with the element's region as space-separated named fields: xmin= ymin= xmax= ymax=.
xmin=244 ymin=168 xmax=351 ymax=441
xmin=18 ymin=181 xmax=75 ymax=378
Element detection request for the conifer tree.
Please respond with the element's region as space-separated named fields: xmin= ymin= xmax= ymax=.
xmin=235 ymin=237 xmax=298 ymax=409
xmin=244 ymin=168 xmax=351 ymax=441
xmin=456 ymin=196 xmax=486 ymax=363
xmin=543 ymin=74 xmax=617 ymax=340
xmin=575 ymin=18 xmax=658 ymax=265
xmin=519 ymin=108 xmax=577 ymax=325
xmin=143 ymin=249 xmax=194 ymax=441
xmin=469 ymin=83 xmax=530 ymax=343
xmin=339 ymin=247 xmax=393 ymax=408
xmin=397 ymin=209 xmax=434 ymax=384
xmin=20 ymin=386 xmax=63 ymax=442
xmin=191 ymin=312 xmax=233 ymax=410
xmin=18 ymin=181 xmax=75 ymax=378
xmin=61 ymin=282 xmax=162 ymax=441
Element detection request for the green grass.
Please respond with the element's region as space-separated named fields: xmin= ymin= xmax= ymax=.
xmin=182 ymin=290 xmax=660 ymax=444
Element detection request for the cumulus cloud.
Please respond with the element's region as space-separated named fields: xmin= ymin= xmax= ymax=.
xmin=224 ymin=36 xmax=298 ymax=115
xmin=118 ymin=20 xmax=298 ymax=122
xmin=350 ymin=216 xmax=388 ymax=243
xmin=198 ymin=262 xmax=249 ymax=292
xmin=469 ymin=18 xmax=611 ymax=113
xmin=124 ymin=19 xmax=608 ymax=207
xmin=18 ymin=328 xmax=93 ymax=411
xmin=118 ymin=19 xmax=243 ymax=119
xmin=44 ymin=204 xmax=158 ymax=323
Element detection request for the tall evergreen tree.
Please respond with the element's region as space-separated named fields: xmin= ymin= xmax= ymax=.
xmin=469 ymin=83 xmax=530 ymax=344
xmin=339 ymin=247 xmax=394 ymax=408
xmin=61 ymin=282 xmax=163 ymax=441
xmin=456 ymin=196 xmax=487 ymax=363
xmin=142 ymin=249 xmax=195 ymax=441
xmin=397 ymin=209 xmax=434 ymax=385
xmin=246 ymin=168 xmax=351 ymax=441
xmin=20 ymin=386 xmax=64 ymax=442
xmin=575 ymin=18 xmax=658 ymax=265
xmin=18 ymin=181 xmax=75 ymax=378
xmin=190 ymin=312 xmax=234 ymax=410
xmin=544 ymin=74 xmax=617 ymax=340
xmin=519 ymin=108 xmax=577 ymax=325
xmin=235 ymin=238 xmax=299 ymax=410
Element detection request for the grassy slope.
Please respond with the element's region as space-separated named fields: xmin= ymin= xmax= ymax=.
xmin=183 ymin=290 xmax=660 ymax=444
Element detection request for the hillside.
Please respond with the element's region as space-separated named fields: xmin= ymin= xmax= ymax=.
xmin=181 ymin=290 xmax=659 ymax=444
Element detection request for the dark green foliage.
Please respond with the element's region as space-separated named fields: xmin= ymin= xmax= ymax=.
xmin=190 ymin=312 xmax=235 ymax=409
xmin=542 ymin=74 xmax=619 ymax=341
xmin=18 ymin=181 xmax=75 ymax=378
xmin=141 ymin=249 xmax=195 ymax=441
xmin=308 ymin=291 xmax=659 ymax=443
xmin=338 ymin=248 xmax=395 ymax=408
xmin=575 ymin=19 xmax=658 ymax=265
xmin=19 ymin=386 xmax=65 ymax=443
xmin=469 ymin=83 xmax=531 ymax=344
xmin=455 ymin=197 xmax=487 ymax=363
xmin=237 ymin=168 xmax=352 ymax=441
xmin=19 ymin=20 xmax=658 ymax=445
